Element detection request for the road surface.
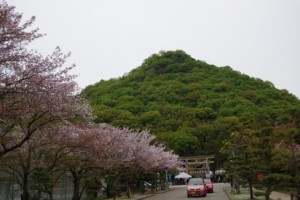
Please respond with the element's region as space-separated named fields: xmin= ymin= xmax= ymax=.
xmin=144 ymin=183 xmax=230 ymax=200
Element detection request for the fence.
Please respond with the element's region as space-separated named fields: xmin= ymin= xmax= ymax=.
xmin=0 ymin=176 xmax=78 ymax=200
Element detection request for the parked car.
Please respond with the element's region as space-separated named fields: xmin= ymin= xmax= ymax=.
xmin=204 ymin=178 xmax=214 ymax=193
xmin=186 ymin=178 xmax=207 ymax=197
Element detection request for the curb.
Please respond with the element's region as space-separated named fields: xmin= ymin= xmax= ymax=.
xmin=136 ymin=194 xmax=155 ymax=200
xmin=223 ymin=187 xmax=232 ymax=200
xmin=136 ymin=188 xmax=174 ymax=200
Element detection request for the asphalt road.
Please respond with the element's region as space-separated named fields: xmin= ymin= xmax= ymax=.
xmin=144 ymin=183 xmax=231 ymax=200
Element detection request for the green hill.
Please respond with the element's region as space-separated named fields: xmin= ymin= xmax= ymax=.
xmin=82 ymin=50 xmax=300 ymax=168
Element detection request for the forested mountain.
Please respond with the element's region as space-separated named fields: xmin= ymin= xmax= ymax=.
xmin=82 ymin=50 xmax=300 ymax=168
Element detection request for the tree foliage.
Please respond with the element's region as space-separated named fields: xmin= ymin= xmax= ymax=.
xmin=83 ymin=50 xmax=300 ymax=169
xmin=0 ymin=1 xmax=92 ymax=158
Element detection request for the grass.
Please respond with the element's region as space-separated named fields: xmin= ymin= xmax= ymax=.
xmin=274 ymin=186 xmax=297 ymax=195
xmin=224 ymin=187 xmax=265 ymax=200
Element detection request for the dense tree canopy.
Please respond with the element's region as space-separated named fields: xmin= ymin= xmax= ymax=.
xmin=83 ymin=50 xmax=300 ymax=168
xmin=83 ymin=50 xmax=300 ymax=198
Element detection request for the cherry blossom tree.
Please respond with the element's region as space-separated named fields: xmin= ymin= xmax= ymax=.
xmin=56 ymin=125 xmax=126 ymax=200
xmin=0 ymin=2 xmax=181 ymax=200
xmin=0 ymin=125 xmax=85 ymax=200
xmin=0 ymin=1 xmax=92 ymax=157
xmin=58 ymin=126 xmax=98 ymax=200
xmin=0 ymin=123 xmax=182 ymax=200
xmin=128 ymin=130 xmax=181 ymax=171
xmin=0 ymin=1 xmax=42 ymax=67
xmin=54 ymin=125 xmax=181 ymax=199
xmin=85 ymin=126 xmax=181 ymax=171
xmin=82 ymin=125 xmax=182 ymax=198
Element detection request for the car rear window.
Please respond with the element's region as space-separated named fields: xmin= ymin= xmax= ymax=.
xmin=188 ymin=179 xmax=204 ymax=185
xmin=204 ymin=179 xmax=212 ymax=183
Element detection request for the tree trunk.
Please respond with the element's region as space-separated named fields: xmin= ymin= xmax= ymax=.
xmin=35 ymin=190 xmax=42 ymax=200
xmin=235 ymin=182 xmax=240 ymax=194
xmin=20 ymin=190 xmax=30 ymax=200
xmin=46 ymin=190 xmax=54 ymax=200
xmin=71 ymin=169 xmax=85 ymax=200
xmin=264 ymin=185 xmax=272 ymax=200
xmin=21 ymin=172 xmax=30 ymax=200
xmin=248 ymin=177 xmax=254 ymax=200
xmin=72 ymin=178 xmax=80 ymax=200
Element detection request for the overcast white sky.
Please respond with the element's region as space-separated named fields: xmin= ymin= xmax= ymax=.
xmin=9 ymin=0 xmax=300 ymax=98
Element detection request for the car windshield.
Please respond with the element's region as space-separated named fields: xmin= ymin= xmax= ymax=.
xmin=188 ymin=179 xmax=203 ymax=185
xmin=204 ymin=179 xmax=212 ymax=183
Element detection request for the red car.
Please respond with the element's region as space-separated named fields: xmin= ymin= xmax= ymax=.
xmin=204 ymin=178 xmax=214 ymax=193
xmin=186 ymin=178 xmax=207 ymax=198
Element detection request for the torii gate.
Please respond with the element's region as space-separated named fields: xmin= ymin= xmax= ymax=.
xmin=179 ymin=155 xmax=215 ymax=177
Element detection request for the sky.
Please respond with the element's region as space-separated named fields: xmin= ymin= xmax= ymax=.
xmin=9 ymin=0 xmax=300 ymax=98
